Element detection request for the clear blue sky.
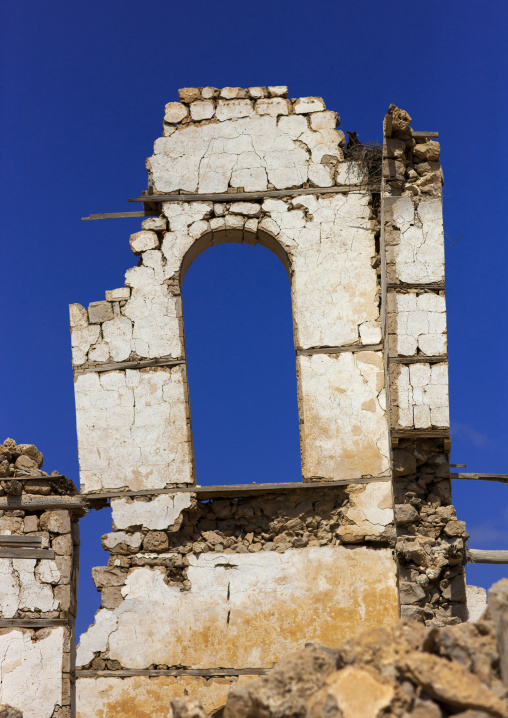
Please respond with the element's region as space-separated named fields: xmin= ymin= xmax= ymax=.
xmin=1 ymin=0 xmax=507 ymax=638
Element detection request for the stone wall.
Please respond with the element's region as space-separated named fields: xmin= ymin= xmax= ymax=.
xmin=380 ymin=106 xmax=467 ymax=626
xmin=0 ymin=439 xmax=80 ymax=718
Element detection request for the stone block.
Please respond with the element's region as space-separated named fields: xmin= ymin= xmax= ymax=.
xmin=215 ymin=99 xmax=253 ymax=121
xmin=294 ymin=97 xmax=326 ymax=114
xmin=413 ymin=141 xmax=440 ymax=162
xmin=309 ymin=111 xmax=339 ymax=130
xmin=190 ymin=101 xmax=215 ymax=121
xmin=52 ymin=533 xmax=73 ymax=555
xmin=219 ymin=87 xmax=243 ymax=99
xmin=248 ymin=86 xmax=268 ymax=99
xmin=255 ymin=98 xmax=289 ymax=116
xmin=202 ymin=87 xmax=219 ymax=99
xmin=129 ymin=230 xmax=159 ymax=255
xmin=141 ymin=216 xmax=167 ymax=231
xmin=105 ymin=288 xmax=130 ymax=301
xmin=164 ymin=102 xmax=188 ymax=123
xmin=69 ymin=303 xmax=88 ymax=329
xmin=40 ymin=511 xmax=71 ymax=534
xmin=101 ymin=586 xmax=123 ymax=609
xmin=268 ymin=86 xmax=288 ymax=97
xmin=112 ymin=493 xmax=192 ymax=531
xmin=23 ymin=515 xmax=38 ymax=533
xmin=178 ymin=88 xmax=201 ymax=104
xmin=88 ymin=301 xmax=114 ymax=324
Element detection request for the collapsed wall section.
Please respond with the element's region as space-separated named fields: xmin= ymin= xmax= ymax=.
xmin=75 ymin=483 xmax=399 ymax=718
xmin=381 ymin=106 xmax=468 ymax=626
xmin=0 ymin=439 xmax=81 ymax=718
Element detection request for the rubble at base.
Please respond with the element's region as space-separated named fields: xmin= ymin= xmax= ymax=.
xmin=172 ymin=580 xmax=508 ymax=718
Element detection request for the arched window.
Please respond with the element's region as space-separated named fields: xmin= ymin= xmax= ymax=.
xmin=181 ymin=241 xmax=301 ymax=485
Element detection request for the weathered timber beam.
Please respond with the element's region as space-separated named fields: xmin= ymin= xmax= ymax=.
xmin=128 ymin=184 xmax=380 ymax=204
xmin=75 ymin=668 xmax=268 ymax=678
xmin=74 ymin=357 xmax=186 ymax=375
xmin=83 ymin=477 xmax=391 ymax=501
xmin=468 ymin=549 xmax=508 ymax=565
xmin=0 ymin=536 xmax=42 ymax=547
xmin=0 ymin=548 xmax=55 ymax=559
xmin=0 ymin=618 xmax=69 ymax=628
xmin=452 ymin=473 xmax=508 ymax=485
xmin=389 ymin=356 xmax=447 ymax=364
xmin=0 ymin=495 xmax=90 ymax=510
xmin=391 ymin=429 xmax=450 ymax=439
xmin=412 ymin=132 xmax=439 ymax=138
xmin=297 ymin=343 xmax=383 ymax=356
xmin=387 ymin=284 xmax=445 ymax=290
xmin=82 ymin=211 xmax=159 ymax=221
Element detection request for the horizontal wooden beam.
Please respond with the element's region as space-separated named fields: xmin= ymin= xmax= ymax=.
xmin=0 ymin=618 xmax=68 ymax=628
xmin=0 ymin=536 xmax=42 ymax=547
xmin=451 ymin=473 xmax=508 ymax=485
xmin=297 ymin=343 xmax=383 ymax=356
xmin=0 ymin=495 xmax=90 ymax=510
xmin=387 ymin=284 xmax=445 ymax=291
xmin=74 ymin=357 xmax=185 ymax=375
xmin=0 ymin=548 xmax=55 ymax=559
xmin=412 ymin=132 xmax=439 ymax=138
xmin=82 ymin=211 xmax=159 ymax=221
xmin=389 ymin=356 xmax=447 ymax=364
xmin=391 ymin=429 xmax=450 ymax=439
xmin=128 ymin=184 xmax=380 ymax=205
xmin=468 ymin=549 xmax=508 ymax=564
xmin=75 ymin=668 xmax=268 ymax=678
xmin=84 ymin=477 xmax=391 ymax=501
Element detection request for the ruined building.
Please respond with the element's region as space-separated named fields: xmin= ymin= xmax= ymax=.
xmin=0 ymin=86 xmax=488 ymax=718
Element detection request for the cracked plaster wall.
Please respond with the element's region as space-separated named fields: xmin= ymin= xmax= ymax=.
xmin=71 ymin=87 xmax=389 ymax=490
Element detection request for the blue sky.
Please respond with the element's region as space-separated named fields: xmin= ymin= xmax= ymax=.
xmin=1 ymin=0 xmax=507 ymax=638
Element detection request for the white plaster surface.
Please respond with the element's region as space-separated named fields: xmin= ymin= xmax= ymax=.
xmin=394 ymin=362 xmax=449 ymax=428
xmin=385 ymin=197 xmax=445 ymax=284
xmin=0 ymin=559 xmax=59 ymax=617
xmin=393 ymin=292 xmax=447 ymax=356
xmin=466 ymin=584 xmax=488 ymax=622
xmin=0 ymin=627 xmax=63 ymax=718
xmin=298 ymin=352 xmax=390 ymax=480
xmin=338 ymin=482 xmax=394 ymax=540
xmin=75 ymin=366 xmax=194 ymax=492
xmin=76 ymin=546 xmax=399 ymax=670
xmin=149 ymin=109 xmax=344 ymax=194
xmin=112 ymin=493 xmax=192 ymax=530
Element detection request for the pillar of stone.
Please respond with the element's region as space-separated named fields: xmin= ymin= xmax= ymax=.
xmin=0 ymin=439 xmax=80 ymax=718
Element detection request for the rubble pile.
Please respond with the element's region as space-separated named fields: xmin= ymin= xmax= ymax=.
xmin=174 ymin=581 xmax=508 ymax=718
xmin=0 ymin=438 xmax=77 ymax=496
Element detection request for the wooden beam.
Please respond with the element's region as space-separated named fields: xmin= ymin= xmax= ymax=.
xmin=297 ymin=343 xmax=383 ymax=356
xmin=75 ymin=668 xmax=268 ymax=678
xmin=83 ymin=477 xmax=391 ymax=501
xmin=0 ymin=618 xmax=68 ymax=628
xmin=389 ymin=356 xmax=447 ymax=364
xmin=82 ymin=211 xmax=158 ymax=221
xmin=412 ymin=132 xmax=439 ymax=138
xmin=74 ymin=357 xmax=186 ymax=375
xmin=0 ymin=536 xmax=42 ymax=547
xmin=128 ymin=184 xmax=380 ymax=204
xmin=468 ymin=549 xmax=508 ymax=565
xmin=451 ymin=473 xmax=508 ymax=485
xmin=0 ymin=548 xmax=55 ymax=559
xmin=0 ymin=496 xmax=89 ymax=510
xmin=391 ymin=429 xmax=450 ymax=439
xmin=387 ymin=284 xmax=445 ymax=291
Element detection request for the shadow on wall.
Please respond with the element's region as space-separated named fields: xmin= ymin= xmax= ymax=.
xmin=181 ymin=241 xmax=301 ymax=486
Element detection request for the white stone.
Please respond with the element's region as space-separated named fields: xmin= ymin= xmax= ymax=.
xmin=105 ymin=287 xmax=130 ymax=301
xmin=359 ymin=321 xmax=382 ymax=345
xmin=36 ymin=560 xmax=61 ymax=585
xmin=88 ymin=343 xmax=110 ymax=363
xmin=71 ymin=324 xmax=100 ymax=366
xmin=77 ymin=546 xmax=398 ymax=670
xmin=293 ymin=96 xmax=326 ymax=114
xmin=268 ymin=86 xmax=288 ymax=97
xmin=336 ymin=161 xmax=366 ymax=185
xmin=69 ymin=303 xmax=88 ymax=329
xmin=101 ymin=315 xmax=133 ymax=362
xmin=229 ymin=202 xmax=261 ymax=216
xmin=0 ymin=558 xmax=58 ymax=617
xmin=190 ymin=100 xmax=215 ymax=121
xmin=129 ymin=231 xmax=159 ymax=255
xmin=338 ymin=482 xmax=393 ymax=540
xmin=248 ymin=87 xmax=267 ymax=99
xmin=310 ymin=111 xmax=339 ymax=130
xmin=215 ymin=99 xmax=253 ymax=121
xmin=255 ymin=98 xmax=289 ymax=116
xmin=102 ymin=531 xmax=143 ymax=550
xmin=112 ymin=493 xmax=192 ymax=530
xmin=466 ymin=585 xmax=488 ymax=622
xmin=220 ymin=87 xmax=242 ymax=99
xmin=277 ymin=115 xmax=308 ymax=138
xmin=164 ymin=102 xmax=188 ymax=123
xmin=0 ymin=628 xmax=64 ymax=718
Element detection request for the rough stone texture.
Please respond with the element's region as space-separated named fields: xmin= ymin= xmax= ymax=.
xmin=387 ymin=290 xmax=447 ymax=357
xmin=77 ymin=545 xmax=398 ymax=670
xmin=221 ymin=602 xmax=508 ymax=718
xmin=391 ymin=362 xmax=449 ymax=429
xmin=111 ymin=493 xmax=192 ymax=530
xmin=467 ymin=585 xmax=488 ymax=622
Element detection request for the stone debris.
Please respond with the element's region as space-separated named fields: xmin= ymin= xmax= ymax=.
xmin=215 ymin=583 xmax=508 ymax=717
xmin=0 ymin=438 xmax=76 ymax=496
